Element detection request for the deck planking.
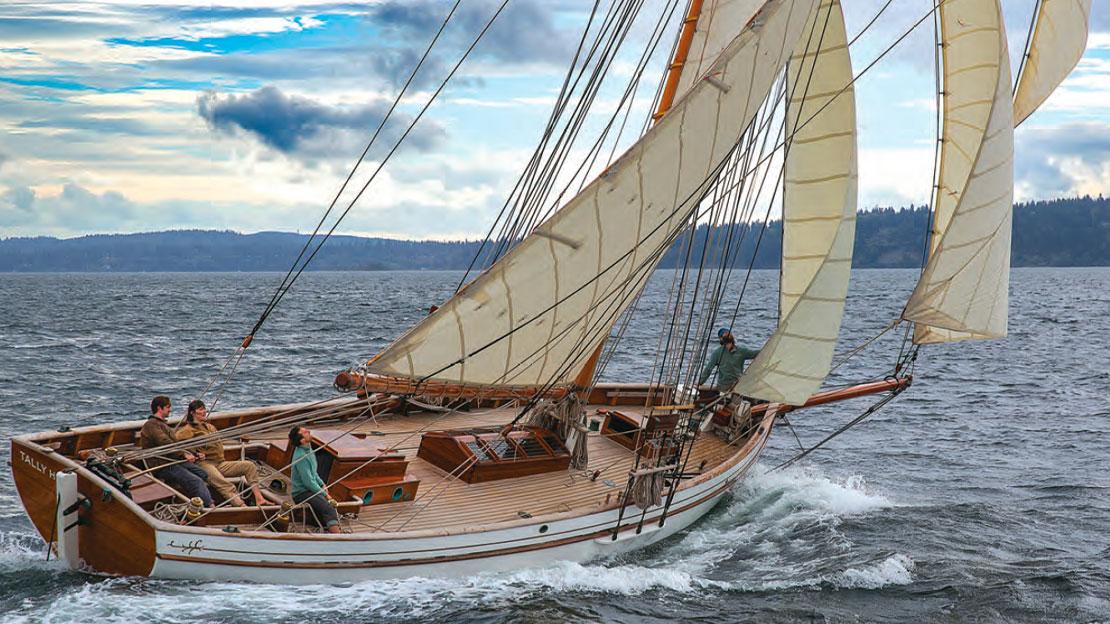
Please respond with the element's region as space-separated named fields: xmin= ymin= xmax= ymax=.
xmin=245 ymin=405 xmax=737 ymax=534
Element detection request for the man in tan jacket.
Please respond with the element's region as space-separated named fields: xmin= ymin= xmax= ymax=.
xmin=176 ymin=399 xmax=268 ymax=507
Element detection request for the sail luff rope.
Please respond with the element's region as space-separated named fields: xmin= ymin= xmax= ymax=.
xmin=1013 ymin=0 xmax=1042 ymax=96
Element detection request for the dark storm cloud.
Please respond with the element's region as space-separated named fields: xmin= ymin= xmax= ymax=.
xmin=196 ymin=85 xmax=446 ymax=155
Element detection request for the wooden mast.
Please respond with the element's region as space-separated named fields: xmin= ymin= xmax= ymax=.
xmin=573 ymin=0 xmax=707 ymax=389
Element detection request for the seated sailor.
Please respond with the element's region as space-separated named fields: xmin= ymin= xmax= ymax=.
xmin=176 ymin=399 xmax=268 ymax=507
xmin=288 ymin=426 xmax=341 ymax=533
xmin=140 ymin=395 xmax=212 ymax=507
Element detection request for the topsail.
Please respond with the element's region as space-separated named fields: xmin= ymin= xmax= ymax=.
xmin=903 ymin=0 xmax=1014 ymax=344
xmin=1014 ymin=0 xmax=1092 ymax=126
xmin=365 ymin=0 xmax=819 ymax=387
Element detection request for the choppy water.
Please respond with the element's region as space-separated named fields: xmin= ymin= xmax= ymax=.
xmin=1 ymin=268 xmax=1107 ymax=623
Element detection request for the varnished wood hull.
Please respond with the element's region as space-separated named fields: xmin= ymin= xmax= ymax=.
xmin=10 ymin=403 xmax=774 ymax=583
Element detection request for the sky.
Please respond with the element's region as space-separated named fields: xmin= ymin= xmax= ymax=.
xmin=0 ymin=0 xmax=1107 ymax=240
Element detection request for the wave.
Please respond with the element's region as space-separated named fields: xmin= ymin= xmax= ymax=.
xmin=5 ymin=464 xmax=912 ymax=623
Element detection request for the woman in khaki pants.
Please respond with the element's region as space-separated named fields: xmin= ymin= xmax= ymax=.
xmin=176 ymin=399 xmax=268 ymax=507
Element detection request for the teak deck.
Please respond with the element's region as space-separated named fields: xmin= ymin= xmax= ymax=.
xmin=242 ymin=405 xmax=736 ymax=534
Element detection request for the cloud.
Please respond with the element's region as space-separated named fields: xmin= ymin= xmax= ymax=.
xmin=1 ymin=185 xmax=36 ymax=219
xmin=372 ymin=0 xmax=575 ymax=65
xmin=196 ymin=85 xmax=446 ymax=158
xmin=1015 ymin=122 xmax=1110 ymax=200
xmin=0 ymin=183 xmax=136 ymax=229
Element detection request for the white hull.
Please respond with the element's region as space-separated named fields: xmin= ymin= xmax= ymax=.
xmin=150 ymin=433 xmax=767 ymax=584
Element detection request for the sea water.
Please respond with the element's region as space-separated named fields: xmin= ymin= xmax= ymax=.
xmin=0 ymin=268 xmax=1107 ymax=623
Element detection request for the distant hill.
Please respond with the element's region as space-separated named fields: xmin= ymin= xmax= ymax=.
xmin=1 ymin=196 xmax=1106 ymax=272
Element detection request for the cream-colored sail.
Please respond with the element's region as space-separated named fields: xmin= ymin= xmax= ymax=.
xmin=366 ymin=0 xmax=818 ymax=387
xmin=1014 ymin=0 xmax=1092 ymax=126
xmin=732 ymin=0 xmax=856 ymax=405
xmin=673 ymin=0 xmax=767 ymax=99
xmin=903 ymin=0 xmax=1014 ymax=344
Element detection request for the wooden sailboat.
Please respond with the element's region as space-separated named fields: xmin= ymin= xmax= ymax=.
xmin=9 ymin=0 xmax=1087 ymax=583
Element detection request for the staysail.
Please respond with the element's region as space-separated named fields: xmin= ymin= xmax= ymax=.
xmin=902 ymin=0 xmax=1014 ymax=344
xmin=1014 ymin=0 xmax=1092 ymax=127
xmin=732 ymin=0 xmax=857 ymax=405
xmin=365 ymin=0 xmax=819 ymax=387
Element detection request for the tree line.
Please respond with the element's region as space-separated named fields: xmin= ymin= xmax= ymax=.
xmin=1 ymin=196 xmax=1106 ymax=272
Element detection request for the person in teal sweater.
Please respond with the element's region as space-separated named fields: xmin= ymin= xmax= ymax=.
xmin=699 ymin=328 xmax=760 ymax=392
xmin=288 ymin=426 xmax=341 ymax=533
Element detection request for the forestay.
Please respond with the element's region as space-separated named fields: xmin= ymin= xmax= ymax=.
xmin=903 ymin=0 xmax=1014 ymax=344
xmin=366 ymin=0 xmax=819 ymax=387
xmin=733 ymin=0 xmax=857 ymax=405
xmin=1014 ymin=0 xmax=1092 ymax=127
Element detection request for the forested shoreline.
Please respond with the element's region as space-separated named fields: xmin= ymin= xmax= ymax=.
xmin=1 ymin=196 xmax=1106 ymax=271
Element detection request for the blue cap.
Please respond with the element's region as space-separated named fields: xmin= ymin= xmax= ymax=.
xmin=717 ymin=328 xmax=731 ymax=338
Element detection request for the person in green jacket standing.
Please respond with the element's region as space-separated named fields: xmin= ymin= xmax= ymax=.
xmin=288 ymin=426 xmax=341 ymax=533
xmin=699 ymin=328 xmax=760 ymax=392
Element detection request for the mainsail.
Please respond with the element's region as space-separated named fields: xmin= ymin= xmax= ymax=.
xmin=902 ymin=0 xmax=1014 ymax=344
xmin=365 ymin=0 xmax=819 ymax=387
xmin=733 ymin=0 xmax=857 ymax=405
xmin=1014 ymin=0 xmax=1092 ymax=127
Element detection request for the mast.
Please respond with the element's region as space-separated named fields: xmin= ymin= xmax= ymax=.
xmin=573 ymin=0 xmax=707 ymax=389
xmin=653 ymin=0 xmax=706 ymax=122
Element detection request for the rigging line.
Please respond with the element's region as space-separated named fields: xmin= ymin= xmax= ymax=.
xmin=489 ymin=0 xmax=641 ymax=248
xmin=778 ymin=412 xmax=807 ymax=453
xmin=497 ymin=0 xmax=654 ymax=252
xmin=251 ymin=0 xmax=513 ymax=336
xmin=457 ymin=0 xmax=605 ymax=290
xmin=467 ymin=0 xmax=632 ymax=281
xmin=899 ymin=3 xmax=946 ymax=362
xmin=247 ymin=0 xmax=463 ymax=342
xmin=720 ymin=0 xmax=835 ymax=347
xmin=1014 ymin=0 xmax=1041 ymax=95
xmin=502 ymin=0 xmax=681 ymax=262
xmin=770 ymin=384 xmax=906 ymax=472
xmin=827 ymin=317 xmax=900 ymax=375
xmin=847 ymin=0 xmax=894 ymax=47
xmin=579 ymin=0 xmax=681 ymax=196
xmin=734 ymin=0 xmax=950 ymax=196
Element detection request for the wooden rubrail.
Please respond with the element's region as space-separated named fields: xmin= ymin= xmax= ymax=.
xmin=417 ymin=426 xmax=571 ymax=484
